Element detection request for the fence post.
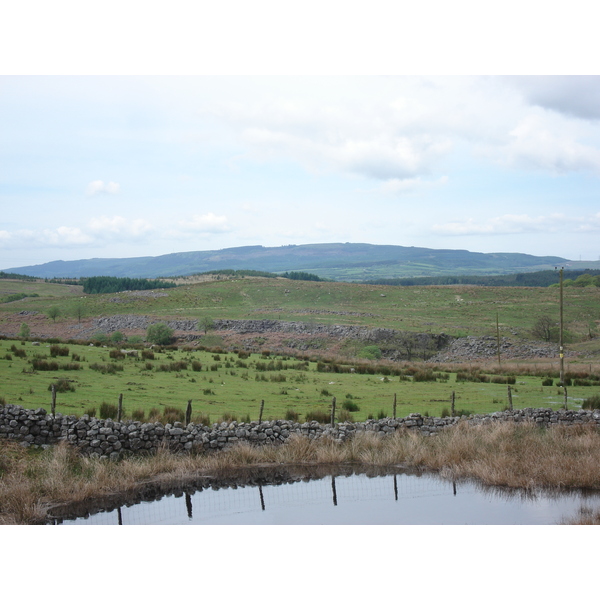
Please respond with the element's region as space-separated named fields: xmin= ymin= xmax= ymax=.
xmin=508 ymin=386 xmax=513 ymax=411
xmin=330 ymin=396 xmax=336 ymax=427
xmin=393 ymin=393 xmax=397 ymax=419
xmin=563 ymin=386 xmax=568 ymax=410
xmin=451 ymin=391 xmax=455 ymax=417
xmin=258 ymin=399 xmax=265 ymax=425
xmin=51 ymin=384 xmax=56 ymax=417
xmin=117 ymin=393 xmax=123 ymax=421
xmin=186 ymin=399 xmax=193 ymax=426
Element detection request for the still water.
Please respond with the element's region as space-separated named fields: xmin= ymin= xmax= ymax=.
xmin=51 ymin=467 xmax=600 ymax=525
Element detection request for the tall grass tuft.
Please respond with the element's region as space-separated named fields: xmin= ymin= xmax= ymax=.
xmin=99 ymin=402 xmax=118 ymax=419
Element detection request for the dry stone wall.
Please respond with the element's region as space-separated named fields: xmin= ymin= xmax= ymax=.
xmin=2 ymin=403 xmax=600 ymax=459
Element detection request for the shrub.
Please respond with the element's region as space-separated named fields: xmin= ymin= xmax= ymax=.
xmin=194 ymin=413 xmax=211 ymax=427
xmin=84 ymin=406 xmax=96 ymax=418
xmin=284 ymin=409 xmax=299 ymax=422
xmin=337 ymin=409 xmax=354 ymax=423
xmin=148 ymin=407 xmax=161 ymax=421
xmin=10 ymin=346 xmax=26 ymax=359
xmin=220 ymin=412 xmax=238 ymax=423
xmin=162 ymin=406 xmax=185 ymax=424
xmin=320 ymin=388 xmax=331 ymax=396
xmin=91 ymin=332 xmax=108 ymax=343
xmin=542 ymin=377 xmax=554 ymax=386
xmin=50 ymin=345 xmax=69 ymax=357
xmin=89 ymin=362 xmax=123 ymax=374
xmin=131 ymin=408 xmax=145 ymax=421
xmin=191 ymin=360 xmax=203 ymax=371
xmin=146 ymin=323 xmax=174 ymax=345
xmin=48 ymin=378 xmax=75 ymax=393
xmin=582 ymin=395 xmax=600 ymax=410
xmin=99 ymin=402 xmax=118 ymax=419
xmin=32 ymin=359 xmax=59 ymax=371
xmin=358 ymin=345 xmax=382 ymax=360
xmin=141 ymin=350 xmax=155 ymax=360
xmin=111 ymin=331 xmax=125 ymax=343
xmin=305 ymin=410 xmax=330 ymax=424
xmin=377 ymin=410 xmax=387 ymax=420
xmin=341 ymin=399 xmax=360 ymax=412
xmin=109 ymin=349 xmax=125 ymax=360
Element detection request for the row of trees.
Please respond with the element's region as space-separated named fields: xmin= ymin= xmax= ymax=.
xmin=82 ymin=276 xmax=177 ymax=295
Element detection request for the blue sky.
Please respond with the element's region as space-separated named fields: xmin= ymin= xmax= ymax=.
xmin=1 ymin=8 xmax=599 ymax=271
xmin=2 ymin=75 xmax=600 ymax=270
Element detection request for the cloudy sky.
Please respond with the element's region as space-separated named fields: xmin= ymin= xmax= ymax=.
xmin=1 ymin=5 xmax=599 ymax=271
xmin=2 ymin=75 xmax=599 ymax=270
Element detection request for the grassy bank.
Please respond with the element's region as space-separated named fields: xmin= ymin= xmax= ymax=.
xmin=2 ymin=421 xmax=600 ymax=524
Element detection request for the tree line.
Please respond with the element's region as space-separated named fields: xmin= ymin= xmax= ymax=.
xmin=82 ymin=276 xmax=178 ymax=294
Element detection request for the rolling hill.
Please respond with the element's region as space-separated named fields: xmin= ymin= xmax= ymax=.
xmin=3 ymin=242 xmax=578 ymax=281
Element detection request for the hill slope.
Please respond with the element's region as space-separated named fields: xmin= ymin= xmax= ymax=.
xmin=4 ymin=242 xmax=572 ymax=280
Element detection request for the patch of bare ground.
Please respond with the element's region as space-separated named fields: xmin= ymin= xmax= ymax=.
xmin=3 ymin=421 xmax=600 ymax=524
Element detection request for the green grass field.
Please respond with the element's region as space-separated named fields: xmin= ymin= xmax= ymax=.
xmin=1 ymin=339 xmax=597 ymax=424
xmin=2 ymin=276 xmax=599 ymax=341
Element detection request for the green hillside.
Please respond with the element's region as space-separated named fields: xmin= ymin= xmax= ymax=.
xmin=4 ymin=242 xmax=577 ymax=280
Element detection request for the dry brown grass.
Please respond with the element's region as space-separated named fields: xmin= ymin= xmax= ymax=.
xmin=2 ymin=421 xmax=600 ymax=524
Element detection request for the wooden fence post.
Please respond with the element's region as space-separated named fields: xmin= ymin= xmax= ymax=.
xmin=51 ymin=384 xmax=56 ymax=417
xmin=451 ymin=391 xmax=455 ymax=417
xmin=117 ymin=393 xmax=123 ymax=421
xmin=258 ymin=399 xmax=265 ymax=425
xmin=186 ymin=399 xmax=193 ymax=426
xmin=393 ymin=393 xmax=397 ymax=419
xmin=564 ymin=386 xmax=568 ymax=410
xmin=330 ymin=396 xmax=336 ymax=427
xmin=508 ymin=386 xmax=513 ymax=411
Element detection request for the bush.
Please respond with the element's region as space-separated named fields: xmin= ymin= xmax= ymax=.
xmin=141 ymin=350 xmax=155 ymax=360
xmin=111 ymin=331 xmax=125 ymax=343
xmin=163 ymin=406 xmax=185 ymax=423
xmin=377 ymin=410 xmax=387 ymax=420
xmin=49 ymin=345 xmax=69 ymax=357
xmin=582 ymin=395 xmax=600 ymax=410
xmin=542 ymin=377 xmax=554 ymax=386
xmin=85 ymin=406 xmax=96 ymax=418
xmin=32 ymin=359 xmax=59 ymax=371
xmin=131 ymin=408 xmax=145 ymax=421
xmin=341 ymin=399 xmax=360 ymax=412
xmin=305 ymin=410 xmax=330 ymax=424
xmin=89 ymin=362 xmax=123 ymax=374
xmin=337 ymin=409 xmax=354 ymax=423
xmin=99 ymin=402 xmax=119 ymax=419
xmin=191 ymin=360 xmax=202 ymax=371
xmin=146 ymin=323 xmax=174 ymax=345
xmin=284 ymin=409 xmax=299 ymax=422
xmin=109 ymin=349 xmax=125 ymax=360
xmin=358 ymin=345 xmax=382 ymax=360
xmin=47 ymin=378 xmax=75 ymax=392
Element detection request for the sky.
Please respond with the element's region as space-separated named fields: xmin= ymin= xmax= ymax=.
xmin=1 ymin=6 xmax=600 ymax=271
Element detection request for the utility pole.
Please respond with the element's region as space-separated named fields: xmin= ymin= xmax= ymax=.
xmin=557 ymin=267 xmax=565 ymax=387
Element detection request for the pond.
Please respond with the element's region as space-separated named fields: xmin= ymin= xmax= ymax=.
xmin=48 ymin=465 xmax=600 ymax=525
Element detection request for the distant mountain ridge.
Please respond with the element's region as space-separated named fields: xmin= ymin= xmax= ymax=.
xmin=4 ymin=242 xmax=580 ymax=281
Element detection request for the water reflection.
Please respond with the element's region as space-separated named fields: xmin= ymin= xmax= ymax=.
xmin=48 ymin=465 xmax=600 ymax=526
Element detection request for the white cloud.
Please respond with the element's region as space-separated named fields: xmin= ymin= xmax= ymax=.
xmin=432 ymin=213 xmax=600 ymax=236
xmin=86 ymin=180 xmax=120 ymax=196
xmin=204 ymin=77 xmax=600 ymax=182
xmin=89 ymin=215 xmax=153 ymax=238
xmin=379 ymin=175 xmax=449 ymax=194
xmin=178 ymin=213 xmax=229 ymax=233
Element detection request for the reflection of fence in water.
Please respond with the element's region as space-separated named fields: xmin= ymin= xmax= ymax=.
xmin=69 ymin=473 xmax=455 ymax=525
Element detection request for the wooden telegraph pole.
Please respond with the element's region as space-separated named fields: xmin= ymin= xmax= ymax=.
xmin=557 ymin=267 xmax=565 ymax=388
